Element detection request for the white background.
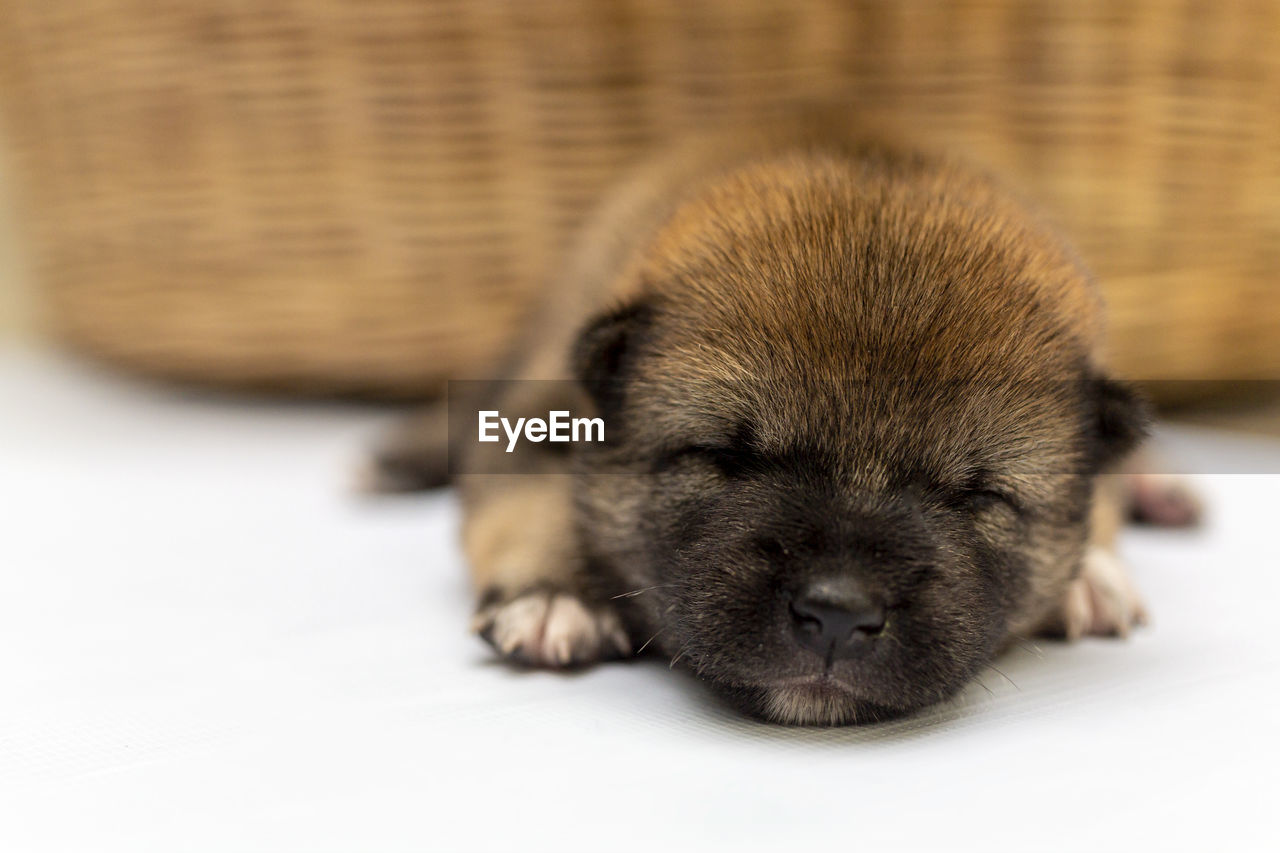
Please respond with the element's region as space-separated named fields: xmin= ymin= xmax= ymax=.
xmin=2 ymin=348 xmax=1276 ymax=852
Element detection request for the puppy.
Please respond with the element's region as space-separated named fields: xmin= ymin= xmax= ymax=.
xmin=371 ymin=116 xmax=1183 ymax=725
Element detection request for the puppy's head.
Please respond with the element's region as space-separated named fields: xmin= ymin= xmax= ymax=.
xmin=572 ymin=151 xmax=1147 ymax=725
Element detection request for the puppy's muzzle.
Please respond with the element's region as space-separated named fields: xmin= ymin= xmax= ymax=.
xmin=789 ymin=575 xmax=886 ymax=661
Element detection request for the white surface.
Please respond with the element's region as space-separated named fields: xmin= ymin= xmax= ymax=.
xmin=1 ymin=348 xmax=1277 ymax=852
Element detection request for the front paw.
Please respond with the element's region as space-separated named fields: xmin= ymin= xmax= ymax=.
xmin=471 ymin=589 xmax=631 ymax=668
xmin=1044 ymin=548 xmax=1148 ymax=641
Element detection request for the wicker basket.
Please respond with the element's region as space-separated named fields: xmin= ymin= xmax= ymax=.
xmin=2 ymin=0 xmax=1278 ymax=396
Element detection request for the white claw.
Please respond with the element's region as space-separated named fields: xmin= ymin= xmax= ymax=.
xmin=474 ymin=591 xmax=631 ymax=668
xmin=1059 ymin=547 xmax=1148 ymax=640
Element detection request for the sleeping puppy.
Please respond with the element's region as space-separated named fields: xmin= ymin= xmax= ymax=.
xmin=370 ymin=116 xmax=1188 ymax=725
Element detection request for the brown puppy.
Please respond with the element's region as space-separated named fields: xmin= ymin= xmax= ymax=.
xmin=373 ymin=116 xmax=1162 ymax=725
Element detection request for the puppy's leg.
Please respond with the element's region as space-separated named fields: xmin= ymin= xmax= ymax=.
xmin=464 ymin=474 xmax=631 ymax=668
xmin=1040 ymin=477 xmax=1148 ymax=640
xmin=1116 ymin=445 xmax=1202 ymax=527
xmin=360 ymin=403 xmax=452 ymax=493
xmin=1126 ymin=474 xmax=1203 ymax=527
xmin=1053 ymin=546 xmax=1148 ymax=641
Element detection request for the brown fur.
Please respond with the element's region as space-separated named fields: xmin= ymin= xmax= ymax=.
xmin=379 ymin=115 xmax=1160 ymax=724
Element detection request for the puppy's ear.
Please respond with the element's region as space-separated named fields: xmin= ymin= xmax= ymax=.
xmin=573 ymin=300 xmax=653 ymax=416
xmin=1086 ymin=373 xmax=1151 ymax=471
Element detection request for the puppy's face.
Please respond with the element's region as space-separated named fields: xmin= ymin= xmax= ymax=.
xmin=572 ymin=155 xmax=1146 ymax=725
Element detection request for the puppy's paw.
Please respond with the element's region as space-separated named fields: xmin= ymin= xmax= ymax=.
xmin=1049 ymin=548 xmax=1148 ymax=641
xmin=472 ymin=589 xmax=631 ymax=668
xmin=1127 ymin=472 xmax=1203 ymax=528
xmin=356 ymin=406 xmax=452 ymax=494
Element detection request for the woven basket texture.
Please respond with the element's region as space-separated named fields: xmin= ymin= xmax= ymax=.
xmin=1 ymin=0 xmax=1278 ymax=396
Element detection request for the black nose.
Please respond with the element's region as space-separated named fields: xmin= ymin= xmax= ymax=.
xmin=789 ymin=576 xmax=886 ymax=660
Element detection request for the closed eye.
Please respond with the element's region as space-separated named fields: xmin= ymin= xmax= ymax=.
xmin=961 ymin=487 xmax=1021 ymax=513
xmin=938 ymin=476 xmax=1023 ymax=515
xmin=658 ymin=444 xmax=761 ymax=478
